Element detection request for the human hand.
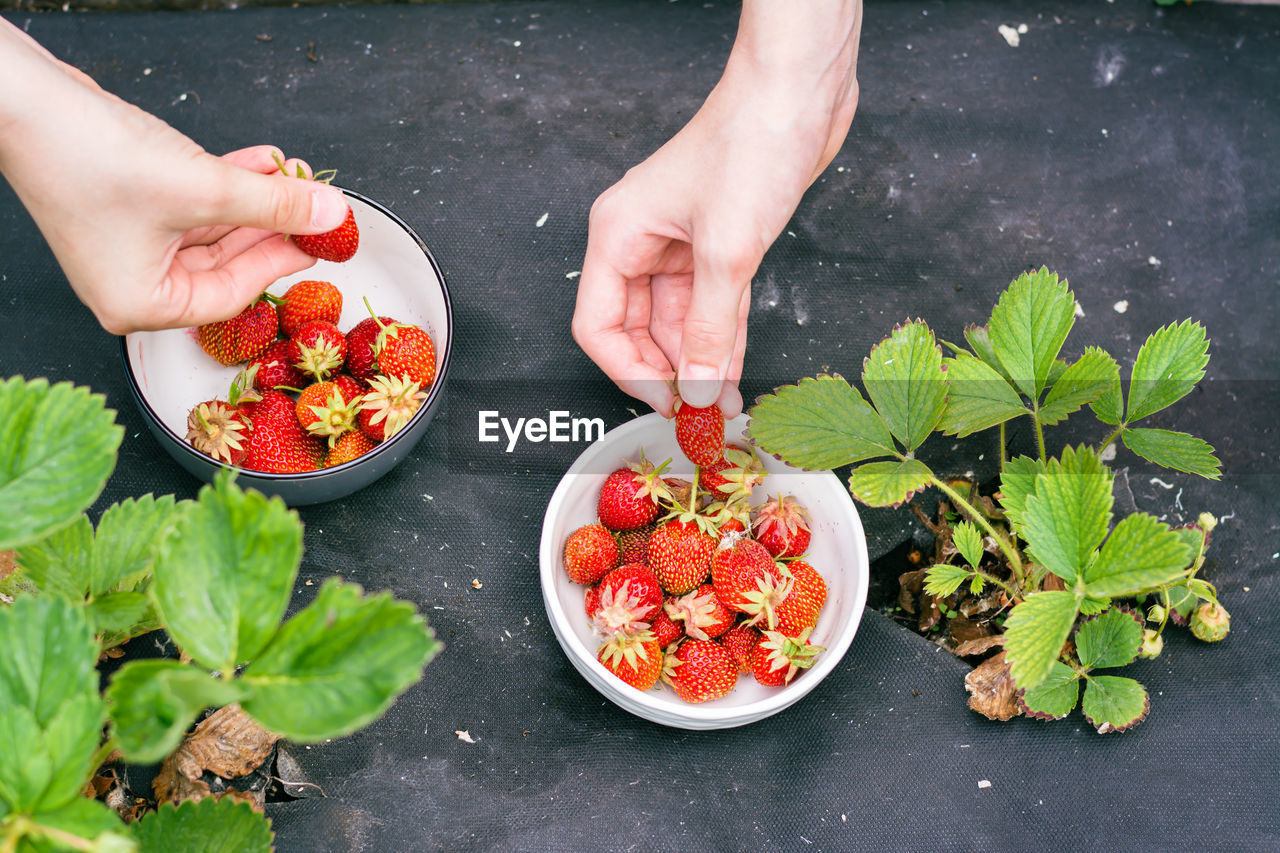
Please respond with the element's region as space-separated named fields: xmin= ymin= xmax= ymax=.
xmin=0 ymin=20 xmax=348 ymax=334
xmin=572 ymin=0 xmax=862 ymax=418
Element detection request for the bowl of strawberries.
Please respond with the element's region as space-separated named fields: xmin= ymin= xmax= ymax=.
xmin=121 ymin=188 xmax=451 ymax=505
xmin=539 ymin=406 xmax=870 ymax=729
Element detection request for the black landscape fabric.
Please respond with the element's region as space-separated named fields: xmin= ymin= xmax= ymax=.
xmin=1 ymin=1 xmax=1277 ymax=850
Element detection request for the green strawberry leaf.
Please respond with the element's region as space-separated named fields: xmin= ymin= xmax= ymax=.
xmin=1045 ymin=358 xmax=1070 ymax=389
xmin=1125 ymin=319 xmax=1209 ymax=422
xmin=1084 ymin=513 xmax=1193 ymax=598
xmin=923 ymin=563 xmax=971 ymax=599
xmin=134 ymin=798 xmax=273 ymax=853
xmin=1021 ymin=446 xmax=1113 ymax=584
xmin=22 ymin=799 xmax=130 ymax=853
xmin=987 ymin=268 xmax=1077 ymax=400
xmin=1090 ymin=375 xmax=1124 ymax=426
xmin=952 ymin=521 xmax=985 ymax=570
xmin=1019 ymin=661 xmax=1080 ymax=720
xmin=1166 ymin=583 xmax=1197 ymax=620
xmin=963 ymin=324 xmax=1012 ymax=384
xmin=1122 ymin=428 xmax=1221 ymax=480
xmin=1077 ymin=595 xmax=1112 ymax=616
xmin=87 ymin=495 xmax=177 ymax=595
xmin=1081 ymin=675 xmax=1150 ymax=733
xmin=861 ymin=321 xmax=948 ymax=452
xmin=0 ymin=378 xmax=123 ymax=551
xmin=846 ymin=458 xmax=932 ymax=508
xmin=1038 ymin=347 xmax=1120 ymax=426
xmin=106 ymin=660 xmax=244 ymax=764
xmin=1004 ymin=590 xmax=1079 ymax=691
xmin=997 ymin=455 xmax=1047 ymax=537
xmin=1075 ymin=608 xmax=1144 ymax=669
xmin=85 ymin=591 xmax=152 ymax=637
xmin=240 ymin=579 xmax=441 ymax=742
xmin=0 ymin=597 xmax=104 ymax=814
xmin=1186 ymin=577 xmax=1217 ymax=602
xmin=746 ymin=374 xmax=896 ymax=470
xmin=14 ymin=515 xmax=93 ymax=600
xmin=151 ymin=471 xmax=302 ymax=674
xmin=937 ymin=352 xmax=1027 ymax=437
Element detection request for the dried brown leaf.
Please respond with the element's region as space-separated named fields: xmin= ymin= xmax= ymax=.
xmin=1043 ymin=573 xmax=1066 ymax=592
xmin=0 ymin=550 xmax=15 ymax=580
xmin=897 ymin=568 xmax=927 ymax=615
xmin=153 ymin=704 xmax=279 ymax=807
xmin=964 ymin=650 xmax=1022 ymax=721
xmin=947 ymin=615 xmax=994 ymax=645
xmin=953 ymin=635 xmax=1005 ymax=657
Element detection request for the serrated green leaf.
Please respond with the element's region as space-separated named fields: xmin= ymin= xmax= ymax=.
xmin=0 ymin=597 xmax=103 ymax=814
xmin=1021 ymin=446 xmax=1113 ymax=583
xmin=1077 ymin=595 xmax=1111 ymax=616
xmin=20 ymin=799 xmax=131 ymax=853
xmin=1167 ymin=584 xmax=1197 ymax=620
xmin=846 ymin=458 xmax=932 ymax=508
xmin=987 ymin=268 xmax=1077 ymax=400
xmin=1172 ymin=525 xmax=1207 ymax=565
xmin=1081 ymin=675 xmax=1149 ymax=733
xmin=240 ymin=579 xmax=441 ymax=741
xmin=963 ymin=325 xmax=1012 ymax=383
xmin=1186 ymin=578 xmax=1217 ymax=602
xmin=151 ymin=472 xmax=302 ymax=674
xmin=953 ymin=522 xmax=984 ymax=569
xmin=1039 ymin=347 xmax=1120 ymax=426
xmin=88 ymin=495 xmax=177 ymax=595
xmin=0 ymin=377 xmax=122 ymax=550
xmin=997 ymin=455 xmax=1046 ymax=536
xmin=1090 ymin=376 xmax=1124 ymax=426
xmin=1045 ymin=358 xmax=1070 ymax=388
xmin=1084 ymin=513 xmax=1193 ymax=598
xmin=1076 ymin=608 xmax=1144 ymax=669
xmin=1020 ymin=661 xmax=1080 ymax=719
xmin=1122 ymin=428 xmax=1221 ymax=480
xmin=85 ymin=592 xmax=151 ymax=637
xmin=938 ymin=352 xmax=1027 ymax=437
xmin=746 ymin=375 xmax=896 ymax=470
xmin=106 ymin=660 xmax=244 ymax=764
xmin=861 ymin=321 xmax=948 ymax=452
xmin=14 ymin=515 xmax=94 ymax=600
xmin=1126 ymin=319 xmax=1209 ymax=422
xmin=1004 ymin=591 xmax=1079 ymax=690
xmin=923 ymin=563 xmax=971 ymax=599
xmin=134 ymin=798 xmax=272 ymax=853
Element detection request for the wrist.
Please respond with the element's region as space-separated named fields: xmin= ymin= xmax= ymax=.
xmin=729 ymin=0 xmax=862 ymax=97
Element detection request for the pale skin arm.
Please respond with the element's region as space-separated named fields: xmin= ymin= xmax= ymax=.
xmin=572 ymin=0 xmax=862 ymax=418
xmin=0 ymin=19 xmax=349 ymax=334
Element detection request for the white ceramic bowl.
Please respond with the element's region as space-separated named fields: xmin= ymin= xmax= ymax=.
xmin=121 ymin=189 xmax=452 ymax=506
xmin=539 ymin=412 xmax=870 ymax=729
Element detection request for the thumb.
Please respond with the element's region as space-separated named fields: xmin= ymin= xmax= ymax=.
xmin=677 ymin=240 xmax=757 ymax=408
xmin=195 ymin=161 xmax=349 ymax=236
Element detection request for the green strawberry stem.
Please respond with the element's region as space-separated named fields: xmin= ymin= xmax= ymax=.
xmin=929 ymin=475 xmax=1025 ymax=593
xmin=1096 ymin=424 xmax=1125 ymax=457
xmin=1030 ymin=401 xmax=1048 ymax=462
xmin=2 ymin=817 xmax=98 ymax=853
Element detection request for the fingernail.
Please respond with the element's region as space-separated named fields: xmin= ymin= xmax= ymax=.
xmin=677 ymin=363 xmax=722 ymax=408
xmin=310 ymin=187 xmax=347 ymax=230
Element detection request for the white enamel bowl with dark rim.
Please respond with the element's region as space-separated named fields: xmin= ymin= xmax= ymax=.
xmin=122 ymin=189 xmax=451 ymax=506
xmin=540 ymin=412 xmax=870 ymax=730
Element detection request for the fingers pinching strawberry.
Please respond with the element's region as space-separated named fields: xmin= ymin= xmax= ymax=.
xmin=274 ymin=155 xmax=360 ymax=263
xmin=673 ymin=399 xmax=725 ymax=466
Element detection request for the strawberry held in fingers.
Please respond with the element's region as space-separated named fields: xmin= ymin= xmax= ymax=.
xmin=275 ymin=155 xmax=360 ymax=262
xmin=196 ymin=298 xmax=277 ymax=366
xmin=673 ymin=400 xmax=725 ymax=467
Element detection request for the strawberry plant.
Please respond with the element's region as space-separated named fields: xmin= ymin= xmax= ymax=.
xmin=747 ymin=268 xmax=1225 ymax=732
xmin=0 ymin=375 xmax=440 ymax=851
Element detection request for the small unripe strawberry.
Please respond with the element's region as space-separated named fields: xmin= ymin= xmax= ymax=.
xmin=1146 ymin=604 xmax=1167 ymax=624
xmin=1189 ymin=601 xmax=1230 ymax=642
xmin=1138 ymin=628 xmax=1163 ymax=659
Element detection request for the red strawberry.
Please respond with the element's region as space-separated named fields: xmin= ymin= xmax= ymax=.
xmin=615 ymin=522 xmax=655 ymax=566
xmin=774 ymin=560 xmax=827 ymax=637
xmin=710 ymin=534 xmax=786 ymax=628
xmin=598 ymin=632 xmax=663 ymax=691
xmin=248 ymin=340 xmax=306 ymax=392
xmin=649 ymin=605 xmax=685 ymax=649
xmin=185 ymin=400 xmax=251 ymax=465
xmin=373 ymin=320 xmax=437 ymax=387
xmin=753 ymin=494 xmax=812 ymax=559
xmin=597 ymin=455 xmax=671 ymax=531
xmin=272 ymin=280 xmax=342 ymax=337
xmin=563 ymin=523 xmax=619 ymax=585
xmin=674 ymin=400 xmax=725 ymax=467
xmin=357 ymin=375 xmax=426 ymax=442
xmin=324 ymin=430 xmax=378 ymax=468
xmin=589 ymin=564 xmax=663 ymax=636
xmin=662 ymin=639 xmax=738 ymax=703
xmin=346 ymin=316 xmax=398 ymax=382
xmin=295 ymin=380 xmax=360 ymax=445
xmin=647 ymin=519 xmax=716 ymax=595
xmin=699 ymin=445 xmax=767 ymax=503
xmin=720 ymin=623 xmax=763 ymax=672
xmin=748 ymin=628 xmax=824 ymax=687
xmin=196 ymin=299 xmax=277 ymax=366
xmin=665 ymin=584 xmax=735 ymax=641
xmin=290 ymin=320 xmax=347 ymax=382
xmin=239 ymin=390 xmax=324 ymax=473
xmin=295 ymin=206 xmax=359 ymax=263
xmin=584 ymin=584 xmax=603 ymax=621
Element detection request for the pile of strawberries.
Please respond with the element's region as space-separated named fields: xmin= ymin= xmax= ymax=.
xmin=184 ymin=277 xmax=436 ymax=473
xmin=562 ymin=402 xmax=828 ymax=703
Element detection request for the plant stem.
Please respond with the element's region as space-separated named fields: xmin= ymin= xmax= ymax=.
xmin=999 ymin=421 xmax=1007 ymax=468
xmin=4 ymin=818 xmax=97 ymax=853
xmin=1097 ymin=424 xmax=1124 ymax=456
xmin=1031 ymin=403 xmax=1047 ymax=462
xmin=930 ymin=476 xmax=1025 ymax=591
xmin=90 ymin=737 xmax=118 ymax=772
xmin=977 ymin=570 xmax=1017 ymax=598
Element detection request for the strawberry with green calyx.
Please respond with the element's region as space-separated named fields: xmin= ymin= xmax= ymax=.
xmin=673 ymin=399 xmax=725 ymax=466
xmin=590 ymin=564 xmax=663 ymax=636
xmin=596 ymin=453 xmax=673 ymax=531
xmin=748 ymin=627 xmax=825 ymax=687
xmin=324 ymin=429 xmax=378 ymax=468
xmin=360 ymin=300 xmax=436 ymax=387
xmin=248 ymin=339 xmax=306 ymax=392
xmin=239 ymin=389 xmax=324 ymax=474
xmin=773 ymin=559 xmax=827 ymax=637
xmin=752 ymin=494 xmax=812 ymax=559
xmin=274 ymin=155 xmax=359 ymax=262
xmin=290 ymin=319 xmax=347 ymax=382
xmin=1138 ymin=628 xmax=1164 ymax=660
xmin=662 ymin=638 xmax=738 ymax=703
xmin=649 ymin=604 xmax=685 ymax=649
xmin=563 ymin=523 xmax=619 ymax=585
xmin=346 ymin=315 xmax=399 ymax=383
xmin=665 ymin=583 xmax=735 ymax=641
xmin=647 ymin=519 xmax=716 ymax=595
xmin=296 ymin=380 xmax=361 ymax=446
xmin=710 ymin=531 xmax=785 ymax=617
xmin=196 ymin=298 xmax=278 ymax=366
xmin=598 ymin=632 xmax=663 ymax=691
xmin=720 ymin=623 xmax=763 ymax=672
xmin=357 ymin=374 xmax=427 ymax=442
xmin=1190 ymin=601 xmax=1230 ymax=642
xmin=699 ymin=444 xmax=767 ymax=506
xmin=267 ymin=279 xmax=342 ymax=337
xmin=185 ymin=400 xmax=251 ymax=466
